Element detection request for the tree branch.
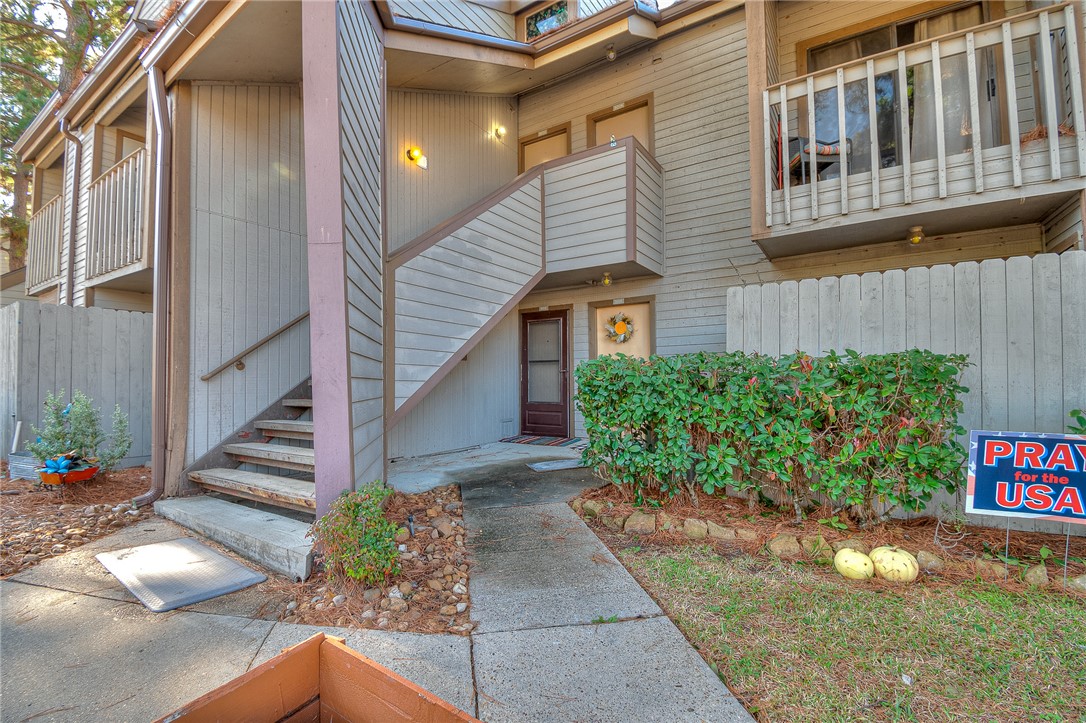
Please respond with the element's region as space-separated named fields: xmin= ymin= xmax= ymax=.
xmin=1 ymin=61 xmax=57 ymax=90
xmin=0 ymin=16 xmax=65 ymax=41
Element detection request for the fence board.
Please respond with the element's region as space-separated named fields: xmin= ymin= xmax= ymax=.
xmin=0 ymin=301 xmax=152 ymax=467
xmin=728 ymin=251 xmax=1086 ymax=534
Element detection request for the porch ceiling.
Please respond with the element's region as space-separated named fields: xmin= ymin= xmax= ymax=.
xmin=756 ymin=189 xmax=1081 ymax=259
xmin=385 ymin=18 xmax=655 ymax=94
xmin=176 ymin=0 xmax=302 ymax=83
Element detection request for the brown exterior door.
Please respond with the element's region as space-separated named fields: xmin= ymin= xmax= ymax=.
xmin=520 ymin=310 xmax=569 ymax=437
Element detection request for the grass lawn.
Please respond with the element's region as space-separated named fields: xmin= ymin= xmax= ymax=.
xmin=618 ymin=545 xmax=1086 ymax=722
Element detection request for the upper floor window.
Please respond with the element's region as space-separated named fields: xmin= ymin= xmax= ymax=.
xmin=804 ymin=3 xmax=992 ymax=175
xmin=524 ymin=1 xmax=570 ymax=41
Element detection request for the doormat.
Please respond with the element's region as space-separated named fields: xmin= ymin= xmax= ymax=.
xmin=500 ymin=435 xmax=588 ymax=450
xmin=96 ymin=537 xmax=266 ymax=613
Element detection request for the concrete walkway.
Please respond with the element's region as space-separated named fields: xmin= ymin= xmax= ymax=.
xmin=456 ymin=457 xmax=753 ymax=722
xmin=2 ymin=444 xmax=752 ymax=722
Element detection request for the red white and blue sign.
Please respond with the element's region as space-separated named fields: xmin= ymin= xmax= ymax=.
xmin=967 ymin=430 xmax=1086 ymax=526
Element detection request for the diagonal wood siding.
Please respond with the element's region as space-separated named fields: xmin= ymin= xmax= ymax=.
xmin=387 ymin=0 xmax=515 ymax=39
xmin=726 ymin=251 xmax=1086 ymax=534
xmin=0 ymin=301 xmax=153 ymax=467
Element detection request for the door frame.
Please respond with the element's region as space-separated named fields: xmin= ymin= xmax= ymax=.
xmin=519 ymin=308 xmax=571 ymax=437
xmin=518 ymin=122 xmax=572 ymax=172
xmin=586 ymin=93 xmax=654 ymax=155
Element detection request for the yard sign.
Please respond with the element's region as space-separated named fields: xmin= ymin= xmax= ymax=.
xmin=967 ymin=431 xmax=1086 ymax=526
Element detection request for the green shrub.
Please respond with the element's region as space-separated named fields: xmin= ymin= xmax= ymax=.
xmin=27 ymin=390 xmax=133 ymax=472
xmin=575 ymin=350 xmax=969 ymax=524
xmin=308 ymin=481 xmax=400 ymax=586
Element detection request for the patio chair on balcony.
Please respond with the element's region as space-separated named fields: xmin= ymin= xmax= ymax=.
xmin=778 ymin=136 xmax=852 ymax=187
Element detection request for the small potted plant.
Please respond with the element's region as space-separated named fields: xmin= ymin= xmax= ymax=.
xmin=28 ymin=390 xmax=132 ymax=487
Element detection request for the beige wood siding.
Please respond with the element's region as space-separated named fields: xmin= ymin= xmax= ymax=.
xmin=91 ymin=288 xmax=153 ymax=312
xmin=579 ymin=0 xmax=624 ymax=18
xmin=72 ymin=125 xmax=96 ymax=306
xmin=134 ymin=0 xmax=172 ymax=24
xmin=388 ymin=0 xmax=516 ymax=39
xmin=99 ymin=106 xmax=146 ymax=171
xmin=389 ymin=309 xmax=519 ymax=458
xmin=394 ymin=177 xmax=543 ymax=410
xmin=57 ymin=138 xmax=76 ymax=301
xmin=1043 ymin=195 xmax=1084 ymax=252
xmin=186 ymin=83 xmax=310 ymax=464
xmin=634 ymin=150 xmax=665 ymax=273
xmin=544 ymin=148 xmax=627 ymax=272
xmin=386 ymin=90 xmax=518 ymax=252
xmin=337 ymin=2 xmax=385 ymax=486
xmin=39 ymin=166 xmax=63 ymax=204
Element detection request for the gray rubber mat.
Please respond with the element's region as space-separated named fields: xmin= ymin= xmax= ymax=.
xmin=96 ymin=537 xmax=266 ymax=612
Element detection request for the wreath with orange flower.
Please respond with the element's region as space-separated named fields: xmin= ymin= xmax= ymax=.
xmin=605 ymin=313 xmax=635 ymax=343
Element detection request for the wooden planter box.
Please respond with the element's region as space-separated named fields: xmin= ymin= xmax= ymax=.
xmin=156 ymin=633 xmax=480 ymax=723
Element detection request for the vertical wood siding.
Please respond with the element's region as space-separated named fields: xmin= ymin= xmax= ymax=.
xmin=58 ymin=137 xmax=76 ymax=302
xmin=186 ymin=83 xmax=310 ymax=464
xmin=337 ymin=2 xmax=385 ymax=486
xmin=386 ymin=90 xmax=517 ymax=252
xmin=72 ymin=126 xmax=96 ymax=306
xmin=394 ymin=177 xmax=543 ymax=409
xmin=725 ymin=251 xmax=1086 ymax=534
xmin=387 ymin=0 xmax=515 ymax=39
xmin=389 ymin=310 xmax=520 ymax=458
xmin=1 ymin=301 xmax=153 ymax=466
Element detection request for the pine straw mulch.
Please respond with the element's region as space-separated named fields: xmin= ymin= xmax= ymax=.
xmin=262 ymin=484 xmax=474 ymax=635
xmin=1 ymin=466 xmax=157 ymax=577
xmin=578 ymin=483 xmax=1086 ymax=592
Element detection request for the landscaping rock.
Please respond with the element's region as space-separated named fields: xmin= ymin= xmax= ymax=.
xmin=1064 ymin=574 xmax=1086 ymax=593
xmin=801 ymin=535 xmax=832 ymax=560
xmin=440 ymin=605 xmax=457 ymax=616
xmin=571 ymin=498 xmax=585 ymax=515
xmin=362 ymin=588 xmax=382 ymax=603
xmin=389 ymin=598 xmax=408 ymax=613
xmin=601 ymin=515 xmax=628 ymax=531
xmin=916 ymin=550 xmax=944 ymax=573
xmin=706 ymin=521 xmax=736 ymax=540
xmin=683 ymin=519 xmax=708 ymax=540
xmin=398 ymin=582 xmax=413 ymax=596
xmin=456 ymin=602 xmax=468 ymax=613
xmin=582 ymin=500 xmax=604 ymax=518
xmin=831 ymin=539 xmax=869 ymax=555
xmin=735 ymin=528 xmax=759 ymax=541
xmin=1023 ymin=564 xmax=1049 ymax=587
xmin=437 ymin=522 xmax=456 ymax=537
xmin=975 ymin=559 xmax=1008 ymax=581
xmin=768 ymin=535 xmax=803 ymax=557
xmin=332 ymin=594 xmax=347 ymax=607
xmin=657 ymin=512 xmax=676 ymax=531
xmin=427 ymin=579 xmax=444 ymax=592
xmin=452 ymin=583 xmax=467 ymax=595
xmin=624 ymin=512 xmax=657 ymax=535
xmin=394 ymin=528 xmax=410 ymax=543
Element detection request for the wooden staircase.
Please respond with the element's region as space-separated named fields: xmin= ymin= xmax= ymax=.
xmin=187 ymin=396 xmax=317 ymax=515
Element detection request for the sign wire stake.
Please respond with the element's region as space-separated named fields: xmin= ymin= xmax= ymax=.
xmin=1004 ymin=521 xmax=1011 ymax=578
xmin=1064 ymin=523 xmax=1071 ymax=590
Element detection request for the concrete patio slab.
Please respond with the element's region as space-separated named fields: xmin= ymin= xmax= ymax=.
xmin=0 ymin=580 xmax=274 ymax=723
xmin=473 ymin=617 xmax=752 ymax=723
xmin=253 ymin=623 xmax=476 ymax=714
xmin=388 ymin=442 xmax=581 ymax=494
xmin=458 ymin=460 xmax=602 ymax=509
xmin=464 ymin=502 xmax=601 ymax=552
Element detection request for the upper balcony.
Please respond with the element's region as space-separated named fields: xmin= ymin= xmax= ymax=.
xmin=26 ymin=194 xmax=63 ymax=294
xmin=85 ymin=147 xmax=148 ymax=285
xmin=757 ymin=4 xmax=1085 ymax=258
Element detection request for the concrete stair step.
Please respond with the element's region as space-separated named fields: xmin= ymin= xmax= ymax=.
xmin=254 ymin=419 xmax=314 ymax=441
xmin=283 ymin=398 xmax=313 ymax=408
xmin=154 ymin=496 xmax=313 ymax=580
xmin=222 ymin=442 xmax=315 ymax=472
xmin=189 ymin=468 xmax=315 ymax=514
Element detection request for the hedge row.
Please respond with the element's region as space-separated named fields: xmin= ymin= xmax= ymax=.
xmin=574 ymin=350 xmax=969 ymax=524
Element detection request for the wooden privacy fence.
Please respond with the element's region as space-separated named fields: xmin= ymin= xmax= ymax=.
xmin=726 ymin=251 xmax=1086 ymax=533
xmin=0 ymin=301 xmax=153 ymax=466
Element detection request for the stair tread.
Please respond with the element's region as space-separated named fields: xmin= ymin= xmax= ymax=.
xmin=222 ymin=442 xmax=315 ymax=465
xmin=154 ymin=496 xmax=313 ymax=580
xmin=255 ymin=419 xmax=314 ymax=433
xmin=190 ymin=468 xmax=315 ymax=508
xmin=283 ymin=398 xmax=313 ymax=407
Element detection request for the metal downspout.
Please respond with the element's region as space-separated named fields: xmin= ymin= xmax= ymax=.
xmin=57 ymin=119 xmax=81 ymax=306
xmin=133 ymin=65 xmax=171 ymax=507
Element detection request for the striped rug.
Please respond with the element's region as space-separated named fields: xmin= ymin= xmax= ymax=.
xmin=500 ymin=435 xmax=588 ymax=450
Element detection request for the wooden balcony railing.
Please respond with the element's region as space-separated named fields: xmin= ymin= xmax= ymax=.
xmin=86 ymin=149 xmax=145 ymax=280
xmin=763 ymin=3 xmax=1085 ymax=231
xmin=26 ymin=194 xmax=63 ymax=292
